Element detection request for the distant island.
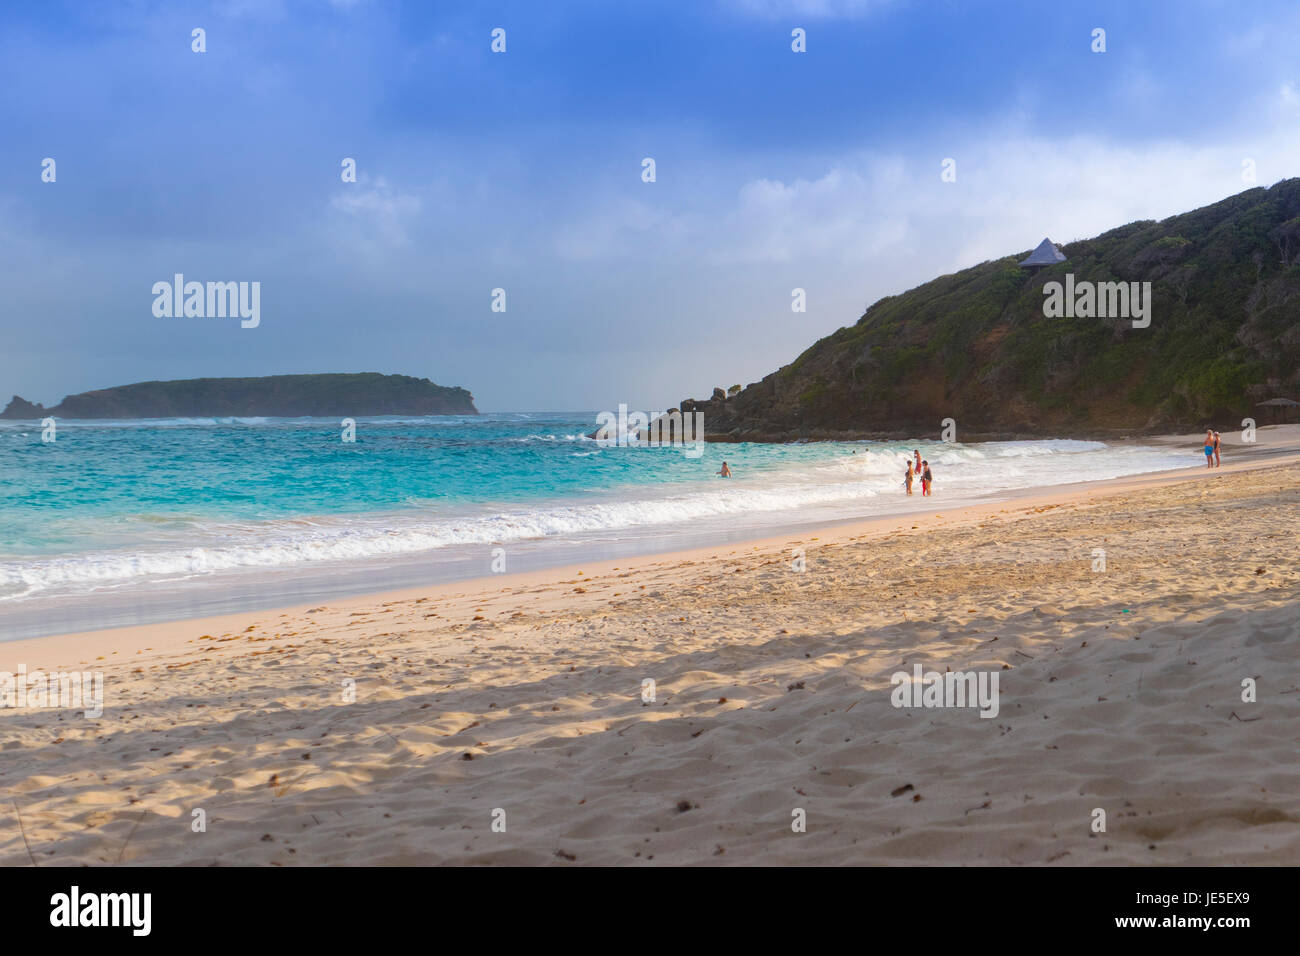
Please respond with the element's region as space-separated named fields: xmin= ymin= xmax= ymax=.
xmin=674 ymin=178 xmax=1300 ymax=441
xmin=0 ymin=373 xmax=478 ymax=419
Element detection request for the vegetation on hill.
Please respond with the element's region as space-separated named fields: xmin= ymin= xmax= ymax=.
xmin=1 ymin=373 xmax=478 ymax=419
xmin=682 ymin=179 xmax=1300 ymax=439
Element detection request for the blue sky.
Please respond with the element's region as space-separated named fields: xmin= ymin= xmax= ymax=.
xmin=2 ymin=0 xmax=1299 ymax=411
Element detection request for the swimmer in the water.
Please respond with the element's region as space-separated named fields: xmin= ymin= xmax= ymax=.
xmin=718 ymin=461 xmax=732 ymax=478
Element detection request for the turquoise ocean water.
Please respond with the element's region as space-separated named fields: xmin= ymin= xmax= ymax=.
xmin=0 ymin=413 xmax=1193 ymax=639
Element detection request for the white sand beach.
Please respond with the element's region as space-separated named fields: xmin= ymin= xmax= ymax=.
xmin=3 ymin=428 xmax=1299 ymax=866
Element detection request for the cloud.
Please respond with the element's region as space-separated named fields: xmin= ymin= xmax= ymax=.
xmin=329 ymin=177 xmax=421 ymax=247
xmin=7 ymin=0 xmax=1300 ymax=412
xmin=211 ymin=0 xmax=290 ymax=20
xmin=552 ymin=198 xmax=684 ymax=260
xmin=720 ymin=164 xmax=910 ymax=264
xmin=720 ymin=0 xmax=898 ymax=19
xmin=519 ymin=117 xmax=1300 ymax=402
xmin=555 ymin=118 xmax=1300 ymax=273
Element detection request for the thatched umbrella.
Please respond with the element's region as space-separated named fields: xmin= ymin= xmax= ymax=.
xmin=1255 ymin=397 xmax=1300 ymax=423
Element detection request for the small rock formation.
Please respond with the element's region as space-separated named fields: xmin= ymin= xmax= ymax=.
xmin=1 ymin=396 xmax=46 ymax=419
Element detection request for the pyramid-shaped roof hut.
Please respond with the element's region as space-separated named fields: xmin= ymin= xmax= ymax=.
xmin=1019 ymin=238 xmax=1067 ymax=267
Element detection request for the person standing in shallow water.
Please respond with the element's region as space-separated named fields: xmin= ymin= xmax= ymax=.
xmin=921 ymin=460 xmax=933 ymax=496
xmin=1213 ymin=431 xmax=1222 ymax=468
xmin=1203 ymin=429 xmax=1215 ymax=468
xmin=904 ymin=460 xmax=914 ymax=495
xmin=717 ymin=461 xmax=732 ymax=478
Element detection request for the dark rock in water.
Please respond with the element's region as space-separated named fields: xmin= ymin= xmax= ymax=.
xmin=0 ymin=396 xmax=46 ymax=419
xmin=0 ymin=373 xmax=478 ymax=419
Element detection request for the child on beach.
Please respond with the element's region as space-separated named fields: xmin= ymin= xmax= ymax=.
xmin=1204 ymin=429 xmax=1215 ymax=468
xmin=921 ymin=460 xmax=933 ymax=496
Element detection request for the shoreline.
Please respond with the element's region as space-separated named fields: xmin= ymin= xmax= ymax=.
xmin=3 ymin=428 xmax=1299 ymax=864
xmin=7 ymin=426 xmax=1297 ymax=669
xmin=2 ymin=428 xmax=1266 ymax=644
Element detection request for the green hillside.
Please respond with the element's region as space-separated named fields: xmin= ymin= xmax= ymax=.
xmin=684 ymin=179 xmax=1300 ymax=439
xmin=1 ymin=373 xmax=478 ymax=419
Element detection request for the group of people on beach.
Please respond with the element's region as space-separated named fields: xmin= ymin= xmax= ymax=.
xmin=723 ymin=430 xmax=1221 ymax=494
xmin=720 ymin=451 xmax=935 ymax=495
xmin=904 ymin=450 xmax=933 ymax=496
xmin=1203 ymin=428 xmax=1222 ymax=468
